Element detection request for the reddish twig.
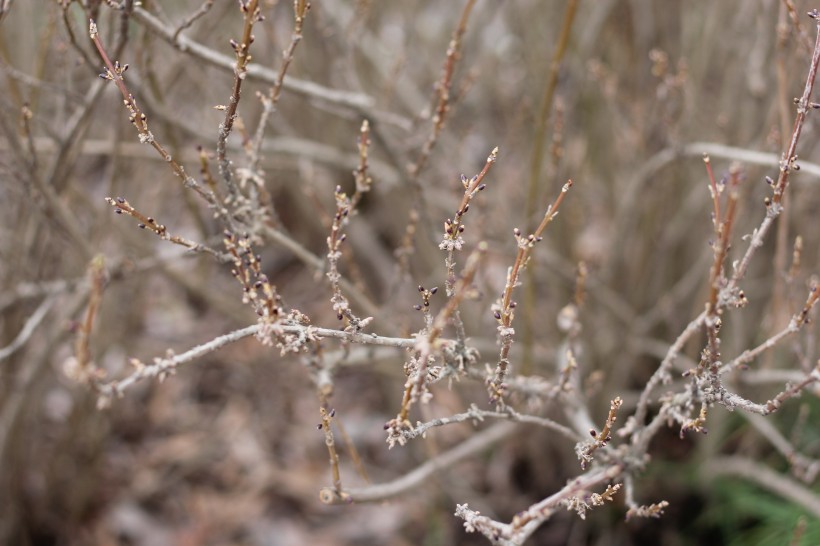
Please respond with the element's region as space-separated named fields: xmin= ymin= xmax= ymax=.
xmin=89 ymin=20 xmax=220 ymax=207
xmin=216 ymin=0 xmax=263 ymax=199
xmin=489 ymin=180 xmax=574 ymax=407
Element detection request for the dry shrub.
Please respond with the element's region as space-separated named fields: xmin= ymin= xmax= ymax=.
xmin=1 ymin=1 xmax=819 ymax=545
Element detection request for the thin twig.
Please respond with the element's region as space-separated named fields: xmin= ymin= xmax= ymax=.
xmin=489 ymin=180 xmax=574 ymax=407
xmin=456 ymin=464 xmax=622 ymax=545
xmin=390 ymin=243 xmax=486 ymax=434
xmin=720 ymin=282 xmax=819 ymax=375
xmin=730 ymin=12 xmax=820 ymax=286
xmin=130 ymin=6 xmax=392 ymax=117
xmin=321 ymin=422 xmax=516 ymax=504
xmin=172 ymin=0 xmax=215 ymax=44
xmin=247 ymin=0 xmax=310 ymax=173
xmin=439 ymin=147 xmax=497 ymax=349
xmin=0 ymin=295 xmax=56 ymax=362
xmin=105 ymin=196 xmax=225 ymax=259
xmin=317 ymin=407 xmax=348 ymax=504
xmin=89 ymin=19 xmax=220 ymax=207
xmin=94 ymin=321 xmax=470 ymax=400
xmin=396 ymin=0 xmax=477 ymax=275
xmin=216 ymin=0 xmax=261 ymax=199
xmin=391 ymin=403 xmax=580 ymax=445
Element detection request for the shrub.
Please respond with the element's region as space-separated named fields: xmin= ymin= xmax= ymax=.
xmin=1 ymin=1 xmax=818 ymax=544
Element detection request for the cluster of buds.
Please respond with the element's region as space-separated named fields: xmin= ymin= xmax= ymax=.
xmin=106 ymin=197 xmax=167 ymax=237
xmin=237 ymin=0 xmax=265 ymax=20
xmin=98 ymin=59 xmax=128 ymax=81
xmin=513 ymin=226 xmax=544 ymax=250
xmin=439 ymin=147 xmax=497 ymax=252
xmin=412 ymin=285 xmax=438 ymax=311
xmin=576 ymin=397 xmax=623 ymax=469
xmin=223 ymin=231 xmax=283 ymax=323
xmin=231 ymin=0 xmax=265 ymax=60
xmin=561 ymin=483 xmax=622 ymax=520
xmin=413 ymin=285 xmax=438 ymax=330
xmin=327 ymin=186 xmax=351 ymax=258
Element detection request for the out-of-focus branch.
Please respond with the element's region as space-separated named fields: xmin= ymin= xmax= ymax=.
xmin=130 ymin=6 xmax=412 ymax=128
xmin=0 ymin=296 xmax=56 ymax=362
xmin=703 ymin=456 xmax=820 ymax=518
xmin=391 ymin=404 xmax=580 ymax=445
xmin=320 ymin=422 xmax=516 ymax=504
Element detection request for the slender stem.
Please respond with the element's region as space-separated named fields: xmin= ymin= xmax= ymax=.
xmin=89 ymin=20 xmax=219 ymax=207
xmin=216 ymin=0 xmax=260 ymax=198
xmin=322 ymin=422 xmax=516 ymax=504
xmin=731 ymin=13 xmax=820 ymax=285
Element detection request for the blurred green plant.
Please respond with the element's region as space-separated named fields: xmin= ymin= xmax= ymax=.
xmin=700 ymin=479 xmax=819 ymax=546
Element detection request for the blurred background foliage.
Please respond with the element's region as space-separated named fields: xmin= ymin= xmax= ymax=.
xmin=1 ymin=0 xmax=818 ymax=544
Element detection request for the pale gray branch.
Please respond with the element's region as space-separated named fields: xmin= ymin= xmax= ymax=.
xmin=0 ymin=296 xmax=56 ymax=362
xmin=703 ymin=456 xmax=820 ymax=517
xmin=330 ymin=422 xmax=516 ymax=503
